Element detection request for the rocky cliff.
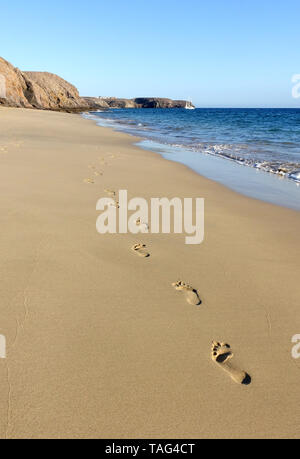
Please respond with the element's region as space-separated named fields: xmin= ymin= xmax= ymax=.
xmin=0 ymin=56 xmax=195 ymax=112
xmin=22 ymin=72 xmax=89 ymax=111
xmin=0 ymin=57 xmax=32 ymax=108
xmin=0 ymin=57 xmax=88 ymax=111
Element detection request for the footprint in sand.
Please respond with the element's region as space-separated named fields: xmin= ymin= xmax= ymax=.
xmin=172 ymin=281 xmax=201 ymax=306
xmin=109 ymin=200 xmax=120 ymax=209
xmin=211 ymin=341 xmax=251 ymax=385
xmin=104 ymin=189 xmax=116 ymax=198
xmin=136 ymin=218 xmax=149 ymax=232
xmin=104 ymin=189 xmax=119 ymax=207
xmin=83 ymin=178 xmax=95 ymax=184
xmin=0 ymin=146 xmax=8 ymax=154
xmin=131 ymin=243 xmax=150 ymax=258
xmin=89 ymin=165 xmax=103 ymax=176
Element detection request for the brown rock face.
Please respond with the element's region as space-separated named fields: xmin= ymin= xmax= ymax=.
xmin=23 ymin=72 xmax=88 ymax=111
xmin=0 ymin=57 xmax=31 ymax=107
xmin=0 ymin=57 xmax=88 ymax=111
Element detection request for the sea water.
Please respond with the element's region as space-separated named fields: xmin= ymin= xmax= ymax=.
xmin=84 ymin=108 xmax=300 ymax=211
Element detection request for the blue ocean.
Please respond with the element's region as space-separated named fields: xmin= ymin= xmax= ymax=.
xmin=84 ymin=108 xmax=300 ymax=210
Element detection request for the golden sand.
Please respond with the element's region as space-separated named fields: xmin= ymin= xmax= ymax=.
xmin=0 ymin=107 xmax=299 ymax=439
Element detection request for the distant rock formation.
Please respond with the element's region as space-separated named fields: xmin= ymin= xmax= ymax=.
xmin=131 ymin=98 xmax=194 ymax=109
xmin=0 ymin=56 xmax=195 ymax=112
xmin=83 ymin=97 xmax=110 ymax=110
xmin=84 ymin=97 xmax=195 ymax=109
xmin=0 ymin=57 xmax=88 ymax=111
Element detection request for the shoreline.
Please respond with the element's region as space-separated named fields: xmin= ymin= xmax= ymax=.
xmin=84 ymin=110 xmax=300 ymax=211
xmin=138 ymin=139 xmax=300 ymax=212
xmin=0 ymin=107 xmax=300 ymax=439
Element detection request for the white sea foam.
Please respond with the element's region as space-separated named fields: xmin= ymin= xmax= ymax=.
xmin=289 ymin=171 xmax=300 ymax=182
xmin=82 ymin=110 xmax=300 ymax=186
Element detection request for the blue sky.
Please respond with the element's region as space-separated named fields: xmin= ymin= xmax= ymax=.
xmin=1 ymin=0 xmax=300 ymax=107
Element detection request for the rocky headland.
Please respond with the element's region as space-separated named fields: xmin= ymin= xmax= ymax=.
xmin=0 ymin=56 xmax=195 ymax=112
xmin=0 ymin=57 xmax=89 ymax=112
xmin=84 ymin=97 xmax=195 ymax=110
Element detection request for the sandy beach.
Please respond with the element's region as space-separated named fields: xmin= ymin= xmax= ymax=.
xmin=0 ymin=107 xmax=299 ymax=439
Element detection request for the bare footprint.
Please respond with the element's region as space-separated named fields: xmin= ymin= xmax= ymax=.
xmin=104 ymin=189 xmax=116 ymax=198
xmin=211 ymin=341 xmax=251 ymax=385
xmin=136 ymin=218 xmax=149 ymax=232
xmin=131 ymin=243 xmax=150 ymax=258
xmin=88 ymin=165 xmax=103 ymax=176
xmin=172 ymin=281 xmax=201 ymax=306
xmin=109 ymin=200 xmax=120 ymax=209
xmin=83 ymin=178 xmax=95 ymax=184
xmin=103 ymin=189 xmax=119 ymax=208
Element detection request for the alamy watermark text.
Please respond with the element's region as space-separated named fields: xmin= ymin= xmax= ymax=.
xmin=96 ymin=190 xmax=205 ymax=245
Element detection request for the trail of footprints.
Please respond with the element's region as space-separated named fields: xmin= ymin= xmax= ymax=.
xmin=83 ymin=155 xmax=116 ymax=184
xmin=0 ymin=140 xmax=24 ymax=154
xmin=130 ymin=238 xmax=250 ymax=384
xmin=83 ymin=163 xmax=103 ymax=184
xmin=131 ymin=210 xmax=251 ymax=385
xmin=84 ymin=154 xmax=251 ymax=386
